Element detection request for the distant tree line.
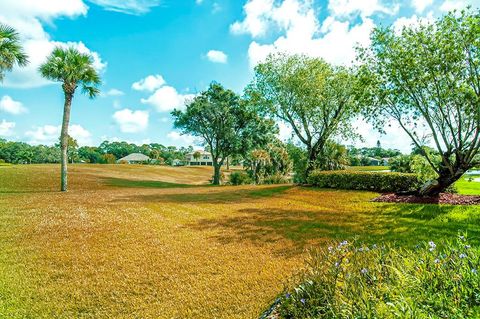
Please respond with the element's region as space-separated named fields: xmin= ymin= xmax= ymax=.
xmin=0 ymin=138 xmax=193 ymax=165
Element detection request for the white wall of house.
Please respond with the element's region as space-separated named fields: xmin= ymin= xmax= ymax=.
xmin=186 ymin=151 xmax=214 ymax=166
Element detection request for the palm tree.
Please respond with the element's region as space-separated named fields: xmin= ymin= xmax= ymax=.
xmin=40 ymin=47 xmax=101 ymax=191
xmin=0 ymin=24 xmax=28 ymax=81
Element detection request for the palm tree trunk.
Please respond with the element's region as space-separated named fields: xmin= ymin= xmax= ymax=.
xmin=60 ymin=91 xmax=73 ymax=192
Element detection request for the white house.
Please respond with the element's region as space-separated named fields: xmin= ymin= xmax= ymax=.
xmin=117 ymin=153 xmax=151 ymax=164
xmin=186 ymin=151 xmax=214 ymax=166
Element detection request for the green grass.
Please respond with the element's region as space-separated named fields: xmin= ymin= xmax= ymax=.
xmin=0 ymin=164 xmax=479 ymax=318
xmin=346 ymin=166 xmax=390 ymax=171
xmin=104 ymin=177 xmax=197 ymax=188
xmin=456 ymin=174 xmax=480 ymax=195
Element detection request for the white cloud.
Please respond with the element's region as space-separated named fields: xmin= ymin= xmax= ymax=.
xmin=167 ymin=131 xmax=197 ymax=146
xmin=277 ymin=121 xmax=294 ymax=141
xmin=113 ymin=108 xmax=149 ymax=133
xmin=351 ymin=118 xmax=414 ymax=153
xmin=0 ymin=1 xmax=106 ymax=88
xmin=132 ymin=74 xmax=166 ymax=92
xmin=230 ymin=0 xmax=275 ymax=38
xmin=328 ymin=0 xmax=399 ymax=17
xmin=233 ymin=0 xmax=376 ymax=67
xmin=25 ymin=124 xmax=92 ymax=145
xmin=88 ymin=0 xmax=162 ymax=15
xmin=206 ymin=50 xmax=228 ymax=63
xmin=440 ymin=0 xmax=480 ymax=11
xmin=411 ymin=0 xmax=433 ymax=13
xmin=104 ymin=88 xmax=125 ymax=96
xmin=0 ymin=120 xmax=16 ymax=137
xmin=141 ymin=86 xmax=195 ymax=112
xmin=0 ymin=96 xmax=28 ymax=115
xmin=392 ymin=13 xmax=434 ymax=34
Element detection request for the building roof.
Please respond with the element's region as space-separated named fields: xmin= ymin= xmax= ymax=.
xmin=118 ymin=153 xmax=151 ymax=162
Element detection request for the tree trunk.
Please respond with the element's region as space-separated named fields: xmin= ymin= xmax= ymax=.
xmin=304 ymin=148 xmax=318 ymax=181
xmin=226 ymin=157 xmax=230 ymax=171
xmin=419 ymin=168 xmax=465 ymax=197
xmin=60 ymin=91 xmax=73 ymax=192
xmin=213 ymin=162 xmax=221 ymax=185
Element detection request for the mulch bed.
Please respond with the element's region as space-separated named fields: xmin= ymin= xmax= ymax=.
xmin=373 ymin=193 xmax=480 ymax=205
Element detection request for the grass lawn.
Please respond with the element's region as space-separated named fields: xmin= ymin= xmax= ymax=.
xmin=346 ymin=165 xmax=390 ymax=171
xmin=456 ymin=173 xmax=480 ymax=195
xmin=0 ymin=164 xmax=479 ymax=318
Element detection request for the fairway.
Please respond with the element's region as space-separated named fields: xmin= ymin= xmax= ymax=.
xmin=1 ymin=165 xmax=479 ymax=318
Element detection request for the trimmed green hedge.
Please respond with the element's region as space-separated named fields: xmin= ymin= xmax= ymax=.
xmin=307 ymin=170 xmax=420 ymax=192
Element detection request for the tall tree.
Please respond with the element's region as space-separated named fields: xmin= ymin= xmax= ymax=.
xmin=358 ymin=9 xmax=480 ymax=196
xmin=40 ymin=47 xmax=101 ymax=191
xmin=172 ymin=82 xmax=276 ymax=185
xmin=0 ymin=24 xmax=28 ymax=81
xmin=247 ymin=53 xmax=361 ymax=180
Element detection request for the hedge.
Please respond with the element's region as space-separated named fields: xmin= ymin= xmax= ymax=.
xmin=307 ymin=170 xmax=421 ymax=192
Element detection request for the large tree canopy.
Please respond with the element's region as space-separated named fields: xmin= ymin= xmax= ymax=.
xmin=0 ymin=23 xmax=28 ymax=81
xmin=172 ymin=82 xmax=276 ymax=185
xmin=358 ymin=9 xmax=480 ymax=196
xmin=247 ymin=53 xmax=361 ymax=180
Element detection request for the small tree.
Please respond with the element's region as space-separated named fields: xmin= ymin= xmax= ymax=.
xmin=358 ymin=9 xmax=480 ymax=195
xmin=247 ymin=53 xmax=361 ymax=180
xmin=172 ymin=82 xmax=276 ymax=185
xmin=0 ymin=24 xmax=28 ymax=81
xmin=40 ymin=47 xmax=101 ymax=191
xmin=193 ymin=151 xmax=201 ymax=163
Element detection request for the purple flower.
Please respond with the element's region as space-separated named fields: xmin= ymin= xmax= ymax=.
xmin=434 ymin=259 xmax=440 ymax=264
xmin=459 ymin=235 xmax=465 ymax=241
xmin=300 ymin=298 xmax=306 ymax=304
xmin=361 ymin=268 xmax=368 ymax=274
xmin=465 ymin=245 xmax=471 ymax=249
xmin=334 ymin=261 xmax=340 ymax=268
xmin=285 ymin=293 xmax=291 ymax=299
xmin=428 ymin=241 xmax=436 ymax=250
xmin=472 ymin=269 xmax=478 ymax=275
xmin=459 ymin=253 xmax=467 ymax=259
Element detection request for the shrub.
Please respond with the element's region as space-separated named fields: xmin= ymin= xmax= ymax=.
xmin=267 ymin=236 xmax=480 ymax=319
xmin=390 ymin=154 xmax=439 ymax=183
xmin=229 ymin=171 xmax=252 ymax=185
xmin=263 ymin=174 xmax=291 ymax=185
xmin=307 ymin=170 xmax=421 ymax=192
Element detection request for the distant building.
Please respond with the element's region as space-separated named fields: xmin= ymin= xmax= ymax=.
xmin=117 ymin=153 xmax=151 ymax=164
xmin=186 ymin=151 xmax=214 ymax=166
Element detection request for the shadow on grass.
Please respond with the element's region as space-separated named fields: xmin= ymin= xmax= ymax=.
xmin=112 ymin=185 xmax=294 ymax=204
xmin=103 ymin=177 xmax=202 ymax=189
xmin=188 ymin=202 xmax=480 ymax=256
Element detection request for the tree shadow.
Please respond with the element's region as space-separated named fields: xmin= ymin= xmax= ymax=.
xmin=112 ymin=185 xmax=294 ymax=204
xmin=187 ymin=203 xmax=480 ymax=257
xmin=103 ymin=177 xmax=201 ymax=189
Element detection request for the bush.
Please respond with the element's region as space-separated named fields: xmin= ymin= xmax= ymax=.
xmin=390 ymin=154 xmax=439 ymax=183
xmin=263 ymin=174 xmax=291 ymax=185
xmin=307 ymin=170 xmax=421 ymax=192
xmin=229 ymin=171 xmax=252 ymax=185
xmin=268 ymin=236 xmax=480 ymax=319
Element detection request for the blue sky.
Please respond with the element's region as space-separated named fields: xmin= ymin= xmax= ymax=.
xmin=0 ymin=0 xmax=478 ymax=152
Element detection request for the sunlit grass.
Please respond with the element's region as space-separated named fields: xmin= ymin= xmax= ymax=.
xmin=0 ymin=164 xmax=479 ymax=318
xmin=456 ymin=174 xmax=480 ymax=195
xmin=346 ymin=166 xmax=389 ymax=171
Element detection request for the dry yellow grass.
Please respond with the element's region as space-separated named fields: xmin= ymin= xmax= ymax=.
xmin=0 ymin=164 xmax=479 ymax=318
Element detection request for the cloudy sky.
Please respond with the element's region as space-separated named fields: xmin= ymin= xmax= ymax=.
xmin=0 ymin=0 xmax=478 ymax=152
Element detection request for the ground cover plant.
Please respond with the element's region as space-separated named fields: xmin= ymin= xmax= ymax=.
xmin=269 ymin=236 xmax=480 ymax=319
xmin=0 ymin=164 xmax=479 ymax=318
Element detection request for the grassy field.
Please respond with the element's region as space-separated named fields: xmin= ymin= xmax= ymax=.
xmin=0 ymin=164 xmax=479 ymax=318
xmin=456 ymin=173 xmax=480 ymax=195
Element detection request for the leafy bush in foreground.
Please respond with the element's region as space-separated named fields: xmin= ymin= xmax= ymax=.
xmin=229 ymin=171 xmax=252 ymax=185
xmin=307 ymin=170 xmax=420 ymax=192
xmin=270 ymin=236 xmax=480 ymax=319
